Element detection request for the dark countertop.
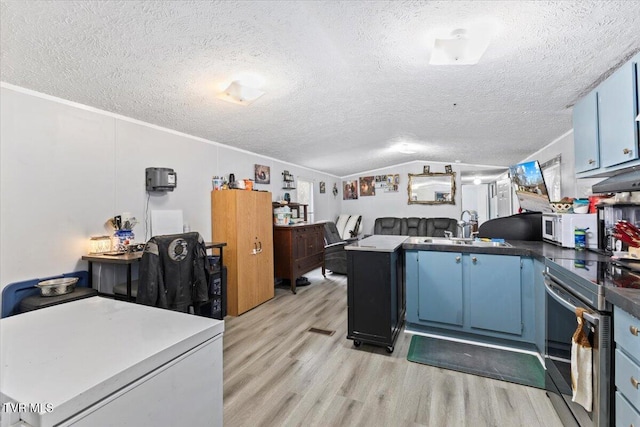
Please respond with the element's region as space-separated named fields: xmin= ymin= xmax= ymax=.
xmin=273 ymin=222 xmax=320 ymax=228
xmin=606 ymin=287 xmax=640 ymax=318
xmin=403 ymin=238 xmax=611 ymax=261
xmin=402 ymin=238 xmax=640 ymax=319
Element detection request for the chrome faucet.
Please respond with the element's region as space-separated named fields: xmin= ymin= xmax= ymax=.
xmin=459 ymin=210 xmax=478 ymax=238
xmin=444 ymin=230 xmax=453 ymax=239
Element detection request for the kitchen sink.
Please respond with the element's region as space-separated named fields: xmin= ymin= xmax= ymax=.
xmin=466 ymin=240 xmax=512 ymax=247
xmin=421 ymin=238 xmax=512 ymax=248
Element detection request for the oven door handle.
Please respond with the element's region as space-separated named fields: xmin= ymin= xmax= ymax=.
xmin=543 ymin=272 xmax=600 ymax=326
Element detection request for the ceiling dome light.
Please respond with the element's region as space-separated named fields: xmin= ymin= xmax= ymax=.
xmin=397 ymin=143 xmax=417 ymax=154
xmin=235 ymin=72 xmax=266 ymax=89
xmin=428 ymin=20 xmax=499 ymax=65
xmin=217 ymin=81 xmax=265 ymax=106
xmin=473 ymin=177 xmax=482 ymax=185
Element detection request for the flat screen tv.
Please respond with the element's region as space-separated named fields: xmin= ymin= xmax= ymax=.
xmin=508 ymin=160 xmax=552 ymax=213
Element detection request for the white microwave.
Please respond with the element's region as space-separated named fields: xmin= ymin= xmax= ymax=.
xmin=542 ymin=213 xmax=598 ymax=248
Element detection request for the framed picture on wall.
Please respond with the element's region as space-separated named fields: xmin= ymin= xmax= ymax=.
xmin=359 ymin=176 xmax=375 ymax=196
xmin=319 ymin=181 xmax=326 ymax=193
xmin=343 ymin=180 xmax=358 ymax=200
xmin=254 ymin=164 xmax=270 ymax=184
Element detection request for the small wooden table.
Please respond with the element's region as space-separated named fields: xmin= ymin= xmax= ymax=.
xmin=82 ymin=242 xmax=226 ymax=301
xmin=81 ymin=252 xmax=141 ymax=300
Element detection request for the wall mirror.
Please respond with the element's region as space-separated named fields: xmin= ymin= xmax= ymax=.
xmin=407 ymin=172 xmax=456 ymax=205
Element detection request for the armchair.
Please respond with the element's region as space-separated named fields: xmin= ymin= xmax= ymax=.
xmin=323 ymin=222 xmax=349 ymax=275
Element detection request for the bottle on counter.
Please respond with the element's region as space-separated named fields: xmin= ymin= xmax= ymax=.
xmin=574 ymin=227 xmax=588 ymax=250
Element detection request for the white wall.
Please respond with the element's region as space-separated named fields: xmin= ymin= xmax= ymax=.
xmin=340 ymin=162 xmax=466 ymax=235
xmin=339 ymin=129 xmax=603 ymax=234
xmin=461 ymin=184 xmax=489 ymax=226
xmin=0 ymin=85 xmax=340 ymax=298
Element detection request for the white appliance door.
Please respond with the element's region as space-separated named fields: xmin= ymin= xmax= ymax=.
xmin=64 ymin=336 xmax=223 ymax=427
xmin=542 ymin=215 xmax=557 ymax=241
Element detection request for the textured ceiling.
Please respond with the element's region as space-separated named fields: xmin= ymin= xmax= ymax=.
xmin=2 ymin=1 xmax=640 ymax=177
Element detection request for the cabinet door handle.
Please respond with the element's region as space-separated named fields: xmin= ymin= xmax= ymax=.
xmin=472 ymin=257 xmax=478 ymax=264
xmin=630 ymin=325 xmax=639 ymax=336
xmin=631 ymin=376 xmax=639 ymax=389
xmin=455 ymin=256 xmax=461 ymax=263
xmin=623 ymin=148 xmax=632 ymax=155
xmin=588 ymin=159 xmax=595 ymax=165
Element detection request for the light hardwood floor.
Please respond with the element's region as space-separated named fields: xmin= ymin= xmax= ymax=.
xmin=222 ymin=269 xmax=563 ymax=427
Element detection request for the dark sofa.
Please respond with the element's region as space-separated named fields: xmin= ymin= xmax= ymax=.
xmin=374 ymin=217 xmax=458 ymax=237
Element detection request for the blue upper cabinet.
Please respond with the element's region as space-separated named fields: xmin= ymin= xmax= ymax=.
xmin=573 ymin=91 xmax=600 ymax=173
xmin=597 ymin=58 xmax=639 ymax=168
xmin=575 ymin=53 xmax=640 ymax=177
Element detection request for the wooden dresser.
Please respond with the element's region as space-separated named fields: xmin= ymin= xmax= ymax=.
xmin=273 ymin=223 xmax=325 ymax=294
xmin=211 ymin=190 xmax=274 ymax=316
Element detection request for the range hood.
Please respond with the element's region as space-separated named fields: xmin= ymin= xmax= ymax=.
xmin=592 ymin=166 xmax=640 ymax=193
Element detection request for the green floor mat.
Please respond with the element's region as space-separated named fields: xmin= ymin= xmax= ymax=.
xmin=407 ymin=335 xmax=545 ymax=389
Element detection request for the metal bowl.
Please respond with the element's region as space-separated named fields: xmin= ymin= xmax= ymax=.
xmin=36 ymin=277 xmax=79 ymax=297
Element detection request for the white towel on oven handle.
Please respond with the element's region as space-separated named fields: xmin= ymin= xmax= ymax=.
xmin=571 ymin=307 xmax=593 ymax=412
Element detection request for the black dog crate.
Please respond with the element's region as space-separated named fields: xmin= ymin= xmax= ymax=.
xmin=194 ymin=296 xmax=224 ymax=320
xmin=194 ymin=257 xmax=227 ymax=320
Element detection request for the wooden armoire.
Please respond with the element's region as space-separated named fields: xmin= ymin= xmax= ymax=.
xmin=211 ymin=190 xmax=274 ymax=316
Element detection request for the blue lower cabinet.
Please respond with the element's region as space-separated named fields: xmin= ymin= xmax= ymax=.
xmin=616 ymin=391 xmax=640 ymax=427
xmin=406 ymin=250 xmax=533 ymax=344
xmin=468 ymin=254 xmax=522 ymax=335
xmin=614 ymin=306 xmax=640 ymax=426
xmin=405 ymin=251 xmax=420 ymax=324
xmin=417 ymin=250 xmax=463 ymax=326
